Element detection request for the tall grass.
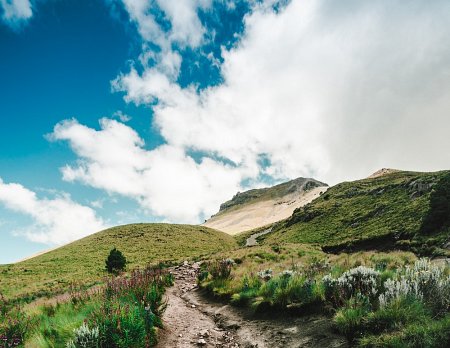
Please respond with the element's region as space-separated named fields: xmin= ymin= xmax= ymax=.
xmin=1 ymin=265 xmax=173 ymax=348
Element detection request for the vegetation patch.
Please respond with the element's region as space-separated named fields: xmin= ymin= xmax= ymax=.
xmin=1 ymin=265 xmax=173 ymax=347
xmin=0 ymin=224 xmax=236 ymax=300
xmin=264 ymin=170 xmax=450 ymax=254
xmin=199 ymin=250 xmax=449 ymax=347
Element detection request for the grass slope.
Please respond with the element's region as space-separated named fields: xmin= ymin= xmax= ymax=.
xmin=264 ymin=170 xmax=450 ymax=251
xmin=0 ymin=223 xmax=236 ymax=300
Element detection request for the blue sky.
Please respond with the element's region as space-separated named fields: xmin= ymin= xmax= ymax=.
xmin=1 ymin=0 xmax=450 ymax=264
xmin=0 ymin=0 xmax=251 ymax=263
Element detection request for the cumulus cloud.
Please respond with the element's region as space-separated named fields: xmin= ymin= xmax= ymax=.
xmin=0 ymin=178 xmax=107 ymax=245
xmin=0 ymin=0 xmax=32 ymax=27
xmin=112 ymin=110 xmax=131 ymax=122
xmin=115 ymin=0 xmax=450 ymax=184
xmin=121 ymin=0 xmax=210 ymax=47
xmin=54 ymin=0 xmax=450 ymax=224
xmin=119 ymin=0 xmax=211 ymax=79
xmin=51 ymin=118 xmax=251 ymax=223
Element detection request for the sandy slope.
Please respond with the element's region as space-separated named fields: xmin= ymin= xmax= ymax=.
xmin=203 ymin=186 xmax=327 ymax=235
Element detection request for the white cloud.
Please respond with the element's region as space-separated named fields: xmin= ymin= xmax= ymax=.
xmin=118 ymin=0 xmax=211 ymax=80
xmin=115 ymin=0 xmax=450 ymax=185
xmin=156 ymin=0 xmax=211 ymax=48
xmin=54 ymin=0 xmax=450 ymax=224
xmin=51 ymin=118 xmax=252 ymax=223
xmin=0 ymin=0 xmax=32 ymax=27
xmin=0 ymin=178 xmax=107 ymax=245
xmin=112 ymin=110 xmax=132 ymax=122
xmin=121 ymin=0 xmax=210 ymax=47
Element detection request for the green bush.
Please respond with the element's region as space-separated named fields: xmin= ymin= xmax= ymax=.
xmin=92 ymin=303 xmax=149 ymax=348
xmin=231 ymin=275 xmax=262 ymax=306
xmin=84 ymin=266 xmax=170 ymax=347
xmin=206 ymin=259 xmax=233 ymax=280
xmin=364 ymin=297 xmax=429 ymax=335
xmin=105 ymin=248 xmax=127 ymax=274
xmin=255 ymin=273 xmax=318 ymax=309
xmin=334 ymin=304 xmax=369 ymax=341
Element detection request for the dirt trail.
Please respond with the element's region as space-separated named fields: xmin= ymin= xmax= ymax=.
xmin=245 ymin=227 xmax=273 ymax=247
xmin=157 ymin=262 xmax=348 ymax=348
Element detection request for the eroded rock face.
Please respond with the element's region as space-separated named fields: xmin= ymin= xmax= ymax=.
xmin=218 ymin=177 xmax=328 ymax=213
xmin=204 ymin=177 xmax=328 ymax=235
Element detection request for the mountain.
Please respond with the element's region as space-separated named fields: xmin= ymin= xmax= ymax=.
xmin=203 ymin=177 xmax=328 ymax=234
xmin=0 ymin=223 xmax=236 ymax=299
xmin=263 ymin=169 xmax=450 ymax=254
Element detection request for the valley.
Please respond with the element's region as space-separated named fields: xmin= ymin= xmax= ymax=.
xmin=0 ymin=169 xmax=449 ymax=347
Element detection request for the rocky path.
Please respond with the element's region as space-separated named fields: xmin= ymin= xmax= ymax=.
xmin=157 ymin=262 xmax=348 ymax=348
xmin=157 ymin=262 xmax=245 ymax=347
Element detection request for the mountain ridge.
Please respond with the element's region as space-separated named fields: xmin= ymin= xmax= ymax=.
xmin=203 ymin=177 xmax=328 ymax=234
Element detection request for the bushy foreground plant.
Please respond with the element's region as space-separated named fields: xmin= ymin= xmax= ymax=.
xmin=324 ymin=259 xmax=450 ymax=346
xmin=66 ymin=323 xmax=99 ymax=348
xmin=0 ymin=295 xmax=31 ymax=347
xmin=323 ymin=266 xmax=380 ymax=308
xmin=379 ymin=258 xmax=449 ymax=315
xmin=255 ymin=273 xmax=318 ymax=309
xmin=83 ymin=266 xmax=172 ymax=348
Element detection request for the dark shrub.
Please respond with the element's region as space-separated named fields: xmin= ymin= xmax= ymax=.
xmin=105 ymin=248 xmax=127 ymax=274
xmin=207 ymin=259 xmax=233 ymax=280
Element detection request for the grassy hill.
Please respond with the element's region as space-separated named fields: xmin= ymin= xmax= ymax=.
xmin=0 ymin=223 xmax=237 ymax=299
xmin=263 ymin=170 xmax=450 ymax=254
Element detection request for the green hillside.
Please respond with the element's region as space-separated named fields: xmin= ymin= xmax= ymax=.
xmin=0 ymin=223 xmax=237 ymax=299
xmin=264 ymin=170 xmax=450 ymax=253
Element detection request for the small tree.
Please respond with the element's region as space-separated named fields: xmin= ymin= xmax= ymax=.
xmin=105 ymin=248 xmax=126 ymax=274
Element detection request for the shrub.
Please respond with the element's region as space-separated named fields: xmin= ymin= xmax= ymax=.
xmin=92 ymin=303 xmax=148 ymax=348
xmin=304 ymin=257 xmax=330 ymax=278
xmin=255 ymin=273 xmax=317 ymax=309
xmin=87 ymin=265 xmax=171 ymax=347
xmin=105 ymin=248 xmax=127 ymax=274
xmin=41 ymin=304 xmax=56 ymax=317
xmin=364 ymin=297 xmax=429 ymax=335
xmin=206 ymin=259 xmax=233 ymax=280
xmin=0 ymin=308 xmax=31 ymax=347
xmin=334 ymin=301 xmax=369 ymax=341
xmin=379 ymin=258 xmax=449 ymax=316
xmin=66 ymin=323 xmax=99 ymax=348
xmin=231 ymin=274 xmax=262 ymax=306
xmin=271 ymin=244 xmax=281 ymax=253
xmin=323 ymin=266 xmax=380 ymax=307
xmin=257 ymin=269 xmax=273 ymax=281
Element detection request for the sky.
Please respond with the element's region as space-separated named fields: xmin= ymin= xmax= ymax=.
xmin=1 ymin=0 xmax=450 ymax=264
